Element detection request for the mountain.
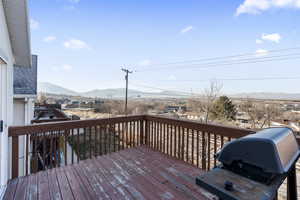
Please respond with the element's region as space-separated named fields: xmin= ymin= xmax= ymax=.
xmin=38 ymin=82 xmax=300 ymax=100
xmin=38 ymin=82 xmax=79 ymax=96
xmin=38 ymin=82 xmax=188 ymax=98
xmin=82 ymin=88 xmax=145 ymax=98
xmin=230 ymin=92 xmax=300 ymax=100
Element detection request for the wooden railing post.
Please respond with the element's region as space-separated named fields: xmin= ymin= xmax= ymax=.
xmin=287 ymin=164 xmax=297 ymax=200
xmin=12 ymin=136 xmax=19 ymax=179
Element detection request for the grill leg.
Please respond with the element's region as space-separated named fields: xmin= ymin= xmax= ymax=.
xmin=287 ymin=165 xmax=297 ymax=200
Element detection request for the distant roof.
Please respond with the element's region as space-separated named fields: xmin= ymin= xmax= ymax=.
xmin=3 ymin=0 xmax=31 ymax=67
xmin=13 ymin=55 xmax=37 ymax=95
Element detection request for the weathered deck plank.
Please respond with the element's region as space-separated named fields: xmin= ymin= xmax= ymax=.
xmin=4 ymin=146 xmax=212 ymax=200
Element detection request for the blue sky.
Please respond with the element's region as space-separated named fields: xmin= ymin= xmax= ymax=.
xmin=29 ymin=0 xmax=300 ymax=94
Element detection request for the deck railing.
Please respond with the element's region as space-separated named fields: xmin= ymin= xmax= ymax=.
xmin=9 ymin=115 xmax=146 ymax=178
xmin=8 ymin=115 xmax=298 ymax=199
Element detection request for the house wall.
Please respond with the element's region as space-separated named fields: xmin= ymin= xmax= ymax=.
xmin=0 ymin=1 xmax=15 ymax=186
xmin=11 ymin=99 xmax=34 ymax=177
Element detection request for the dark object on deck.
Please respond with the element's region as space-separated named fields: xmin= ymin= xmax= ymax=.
xmin=196 ymin=127 xmax=300 ymax=200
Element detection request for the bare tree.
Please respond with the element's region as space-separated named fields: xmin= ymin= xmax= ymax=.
xmin=37 ymin=93 xmax=47 ymax=104
xmin=240 ymin=99 xmax=280 ymax=129
xmin=202 ymin=80 xmax=223 ymax=123
xmin=240 ymin=99 xmax=262 ymax=129
xmin=260 ymin=104 xmax=281 ymax=128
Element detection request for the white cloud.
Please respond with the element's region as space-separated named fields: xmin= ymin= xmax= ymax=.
xmin=138 ymin=59 xmax=151 ymax=66
xmin=261 ymin=33 xmax=281 ymax=43
xmin=255 ymin=49 xmax=269 ymax=57
xmin=30 ymin=19 xmax=39 ymax=30
xmin=256 ymin=39 xmax=263 ymax=44
xmin=236 ymin=0 xmax=300 ymax=15
xmin=52 ymin=64 xmax=73 ymax=72
xmin=180 ymin=26 xmax=194 ymax=34
xmin=43 ymin=36 xmax=56 ymax=43
xmin=63 ymin=39 xmax=90 ymax=50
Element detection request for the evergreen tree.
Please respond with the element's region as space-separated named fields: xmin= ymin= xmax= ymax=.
xmin=211 ymin=96 xmax=236 ymax=120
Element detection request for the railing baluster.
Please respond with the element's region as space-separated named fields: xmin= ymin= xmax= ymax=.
xmin=83 ymin=127 xmax=86 ymax=159
xmin=163 ymin=123 xmax=166 ymax=153
xmin=214 ymin=134 xmax=217 ymax=167
xmin=186 ymin=128 xmax=189 ymax=162
xmin=26 ymin=134 xmax=29 ymax=175
xmin=120 ymin=123 xmax=124 ymax=150
xmin=174 ymin=126 xmax=177 ymax=158
xmin=145 ymin=120 xmax=149 ymax=146
xmin=207 ymin=133 xmax=211 ymax=170
xmin=154 ymin=121 xmax=157 ymax=150
xmin=113 ymin=124 xmax=116 ymax=151
xmin=192 ymin=130 xmax=194 ymax=165
xmin=106 ymin=124 xmax=109 ymax=154
xmin=95 ymin=126 xmax=99 ymax=156
xmin=178 ymin=126 xmax=181 ymax=159
xmin=221 ymin=135 xmax=224 ymax=148
xmin=42 ymin=132 xmax=46 ymax=169
xmin=139 ymin=120 xmax=143 ymax=145
xmin=12 ymin=136 xmax=19 ymax=179
xmin=167 ymin=124 xmax=170 ymax=155
xmin=89 ymin=127 xmax=92 ymax=158
xmin=132 ymin=121 xmax=135 ymax=147
xmin=71 ymin=129 xmax=74 ymax=164
xmin=151 ymin=121 xmax=154 ymax=148
xmin=49 ymin=131 xmax=53 ymax=168
xmin=202 ymin=131 xmax=206 ymax=170
xmin=65 ymin=129 xmax=68 ymax=166
xmin=197 ymin=131 xmax=199 ymax=168
xmin=170 ymin=125 xmax=173 ymax=156
xmin=181 ymin=127 xmax=185 ymax=161
xmin=54 ymin=132 xmax=57 ymax=168
xmin=77 ymin=128 xmax=80 ymax=163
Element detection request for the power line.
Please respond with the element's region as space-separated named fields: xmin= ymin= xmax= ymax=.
xmin=132 ymin=76 xmax=300 ymax=96
xmin=156 ymin=76 xmax=300 ymax=82
xmin=136 ymin=47 xmax=300 ymax=72
xmin=136 ymin=55 xmax=300 ymax=72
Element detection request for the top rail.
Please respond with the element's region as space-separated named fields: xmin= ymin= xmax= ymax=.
xmin=9 ymin=115 xmax=146 ymax=137
xmin=145 ymin=115 xmax=254 ymax=138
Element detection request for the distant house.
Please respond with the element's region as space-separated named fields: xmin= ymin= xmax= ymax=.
xmin=33 ymin=104 xmax=70 ymax=123
xmin=0 ymin=0 xmax=36 ymax=187
xmin=165 ymin=105 xmax=187 ymax=113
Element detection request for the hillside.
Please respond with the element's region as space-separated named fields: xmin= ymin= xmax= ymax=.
xmin=38 ymin=82 xmax=300 ymax=100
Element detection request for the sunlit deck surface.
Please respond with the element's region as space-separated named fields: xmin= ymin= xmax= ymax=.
xmin=3 ymin=146 xmax=214 ymax=200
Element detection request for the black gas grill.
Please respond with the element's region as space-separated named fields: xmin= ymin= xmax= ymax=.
xmin=196 ymin=127 xmax=300 ymax=200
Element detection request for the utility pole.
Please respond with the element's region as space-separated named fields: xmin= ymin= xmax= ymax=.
xmin=121 ymin=68 xmax=133 ymax=115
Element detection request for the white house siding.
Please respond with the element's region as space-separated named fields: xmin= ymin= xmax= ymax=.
xmin=11 ymin=99 xmax=34 ymax=178
xmin=0 ymin=1 xmax=15 ymax=186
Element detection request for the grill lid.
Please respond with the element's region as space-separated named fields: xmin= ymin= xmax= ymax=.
xmin=217 ymin=127 xmax=300 ymax=174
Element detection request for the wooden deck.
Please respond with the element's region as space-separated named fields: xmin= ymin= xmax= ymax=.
xmin=3 ymin=146 xmax=215 ymax=200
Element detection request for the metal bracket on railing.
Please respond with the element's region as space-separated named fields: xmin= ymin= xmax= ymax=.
xmin=0 ymin=120 xmax=3 ymax=132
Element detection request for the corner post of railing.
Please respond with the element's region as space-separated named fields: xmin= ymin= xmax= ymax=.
xmin=11 ymin=128 xmax=19 ymax=179
xmin=287 ymin=163 xmax=297 ymax=200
